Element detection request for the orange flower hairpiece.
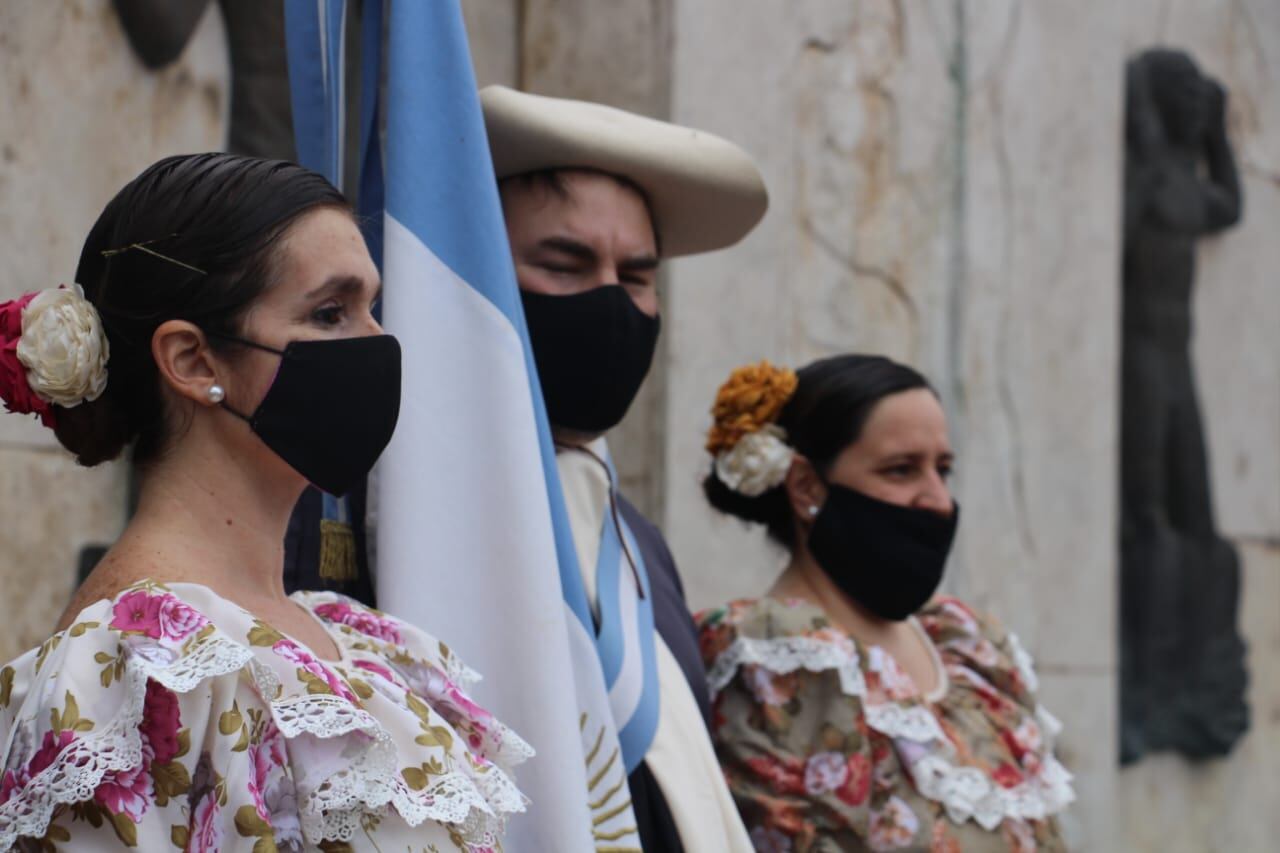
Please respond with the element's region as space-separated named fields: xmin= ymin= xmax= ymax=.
xmin=705 ymin=360 xmax=798 ymax=456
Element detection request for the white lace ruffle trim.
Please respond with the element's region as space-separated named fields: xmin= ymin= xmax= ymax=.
xmin=0 ymin=635 xmax=253 ymax=850
xmin=706 ymin=633 xmax=1075 ymax=830
xmin=0 ymin=634 xmax=528 ymax=850
xmin=706 ymin=633 xmax=868 ymax=699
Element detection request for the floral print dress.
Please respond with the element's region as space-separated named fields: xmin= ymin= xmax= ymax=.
xmin=697 ymin=597 xmax=1074 ymax=852
xmin=0 ymin=581 xmax=530 ymax=851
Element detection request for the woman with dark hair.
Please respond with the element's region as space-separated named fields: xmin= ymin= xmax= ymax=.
xmin=697 ymin=356 xmax=1072 ymax=852
xmin=0 ymin=154 xmax=527 ymax=850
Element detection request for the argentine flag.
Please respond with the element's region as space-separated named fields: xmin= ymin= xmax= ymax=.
xmin=286 ymin=2 xmax=641 ymax=850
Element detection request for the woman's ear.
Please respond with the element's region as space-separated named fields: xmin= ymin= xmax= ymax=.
xmin=151 ymin=320 xmax=220 ymax=406
xmin=785 ymin=454 xmax=828 ymax=527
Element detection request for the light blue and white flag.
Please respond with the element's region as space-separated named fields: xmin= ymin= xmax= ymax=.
xmin=286 ymin=2 xmax=641 ymax=850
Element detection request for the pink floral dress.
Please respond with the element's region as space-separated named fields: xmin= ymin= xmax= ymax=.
xmin=697 ymin=597 xmax=1074 ymax=852
xmin=0 ymin=581 xmax=531 ymax=851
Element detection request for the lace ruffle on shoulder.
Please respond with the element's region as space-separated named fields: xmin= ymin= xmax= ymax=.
xmin=705 ymin=632 xmax=868 ymax=698
xmin=697 ymin=596 xmax=1074 ymax=833
xmin=0 ymin=581 xmax=530 ymax=851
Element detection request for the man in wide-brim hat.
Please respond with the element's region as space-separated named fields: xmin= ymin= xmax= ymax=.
xmin=483 ymin=85 xmax=766 ymax=852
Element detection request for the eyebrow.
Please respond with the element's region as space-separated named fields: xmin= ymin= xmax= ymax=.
xmin=305 ymin=275 xmax=382 ymax=302
xmin=537 ymin=237 xmax=597 ymax=264
xmin=879 ymin=450 xmax=955 ymax=463
xmin=536 ymin=236 xmax=660 ymax=273
xmin=620 ymin=254 xmax=660 ymax=273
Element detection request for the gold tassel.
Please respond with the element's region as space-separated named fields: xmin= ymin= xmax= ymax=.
xmin=319 ymin=519 xmax=358 ymax=583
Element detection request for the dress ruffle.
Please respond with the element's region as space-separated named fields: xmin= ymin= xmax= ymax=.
xmin=0 ymin=620 xmax=251 ymax=848
xmin=0 ymin=581 xmax=530 ymax=850
xmin=698 ymin=596 xmax=1075 ymax=833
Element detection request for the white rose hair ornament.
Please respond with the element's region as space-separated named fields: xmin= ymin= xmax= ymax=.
xmin=0 ymin=284 xmax=111 ymax=427
xmin=706 ymin=360 xmax=799 ymax=496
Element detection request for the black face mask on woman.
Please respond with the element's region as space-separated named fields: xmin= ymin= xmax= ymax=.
xmin=214 ymin=333 xmax=401 ymax=497
xmin=807 ymin=484 xmax=959 ymax=621
xmin=520 ymin=286 xmax=661 ymax=434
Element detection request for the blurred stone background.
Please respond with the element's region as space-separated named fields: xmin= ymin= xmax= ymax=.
xmin=0 ymin=2 xmax=1275 ymax=849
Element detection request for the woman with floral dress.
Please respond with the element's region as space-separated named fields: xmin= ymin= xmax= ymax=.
xmin=0 ymin=154 xmax=528 ymax=850
xmin=696 ymin=356 xmax=1073 ymax=852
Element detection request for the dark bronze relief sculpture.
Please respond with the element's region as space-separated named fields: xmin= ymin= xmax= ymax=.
xmin=1120 ymin=48 xmax=1248 ymax=764
xmin=113 ymin=0 xmax=296 ymax=161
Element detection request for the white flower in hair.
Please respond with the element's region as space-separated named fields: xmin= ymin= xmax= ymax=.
xmin=16 ymin=284 xmax=110 ymax=408
xmin=715 ymin=424 xmax=793 ymax=497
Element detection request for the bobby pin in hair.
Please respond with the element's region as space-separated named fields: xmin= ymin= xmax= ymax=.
xmin=101 ymin=237 xmax=206 ymax=275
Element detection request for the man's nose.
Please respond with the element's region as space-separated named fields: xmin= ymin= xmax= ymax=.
xmin=596 ymin=259 xmax=622 ymax=287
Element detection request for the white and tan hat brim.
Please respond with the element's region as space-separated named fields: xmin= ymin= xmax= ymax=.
xmin=480 ymin=85 xmax=769 ymax=258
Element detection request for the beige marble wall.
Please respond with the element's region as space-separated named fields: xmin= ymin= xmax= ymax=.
xmin=0 ymin=2 xmax=226 ymax=651
xmin=461 ymin=0 xmax=519 ymax=89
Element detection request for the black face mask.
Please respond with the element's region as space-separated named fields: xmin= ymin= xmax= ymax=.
xmin=216 ymin=334 xmax=402 ymax=497
xmin=808 ymin=484 xmax=959 ymax=621
xmin=520 ymin=286 xmax=660 ymax=434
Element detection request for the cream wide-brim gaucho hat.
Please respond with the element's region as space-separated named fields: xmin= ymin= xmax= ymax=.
xmin=480 ymin=85 xmax=769 ymax=258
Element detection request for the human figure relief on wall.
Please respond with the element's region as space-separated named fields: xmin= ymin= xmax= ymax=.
xmin=1120 ymin=48 xmax=1248 ymax=764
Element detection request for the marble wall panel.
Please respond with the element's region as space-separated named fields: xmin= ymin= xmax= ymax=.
xmin=0 ymin=448 xmax=128 ymax=661
xmin=461 ymin=0 xmax=519 ymax=88
xmin=1036 ymin=670 xmax=1117 ymax=852
xmin=517 ymin=0 xmax=672 ymax=116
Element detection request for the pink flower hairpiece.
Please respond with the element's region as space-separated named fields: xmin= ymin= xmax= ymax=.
xmin=0 ymin=284 xmax=110 ymax=428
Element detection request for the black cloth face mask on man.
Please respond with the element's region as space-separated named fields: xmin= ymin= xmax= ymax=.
xmin=521 ymin=285 xmax=661 ymax=434
xmin=807 ymin=483 xmax=960 ymax=621
xmin=212 ymin=333 xmax=402 ymax=497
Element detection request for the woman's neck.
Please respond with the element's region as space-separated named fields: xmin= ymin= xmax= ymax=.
xmin=771 ymin=546 xmax=906 ymax=646
xmin=103 ymin=439 xmax=302 ymax=605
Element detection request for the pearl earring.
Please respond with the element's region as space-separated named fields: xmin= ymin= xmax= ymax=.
xmin=208 ymin=384 xmax=226 ymax=404
xmin=807 ymin=505 xmax=819 ymax=517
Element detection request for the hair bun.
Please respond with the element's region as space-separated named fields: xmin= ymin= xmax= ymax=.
xmin=52 ymin=390 xmax=135 ymax=467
